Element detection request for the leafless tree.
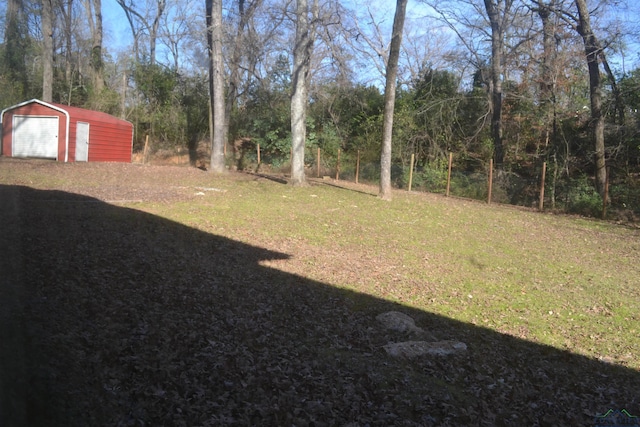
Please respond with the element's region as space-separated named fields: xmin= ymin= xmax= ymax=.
xmin=158 ymin=0 xmax=196 ymax=70
xmin=290 ymin=0 xmax=317 ymax=186
xmin=379 ymin=0 xmax=408 ymax=200
xmin=41 ymin=0 xmax=54 ymax=102
xmin=573 ymin=0 xmax=606 ymax=197
xmin=83 ymin=0 xmax=104 ymax=93
xmin=482 ymin=0 xmax=517 ymax=167
xmin=225 ymin=0 xmax=264 ymax=145
xmin=115 ymin=0 xmax=166 ymax=64
xmin=56 ymin=0 xmax=74 ymax=92
xmin=206 ymin=0 xmax=226 ymax=173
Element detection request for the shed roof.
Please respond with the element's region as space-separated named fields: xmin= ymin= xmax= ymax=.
xmin=1 ymin=99 xmax=131 ymax=127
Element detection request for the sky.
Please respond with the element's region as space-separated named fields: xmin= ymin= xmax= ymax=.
xmin=102 ymin=0 xmax=136 ymax=52
xmin=98 ymin=0 xmax=639 ymax=77
xmin=99 ymin=0 xmax=430 ymax=53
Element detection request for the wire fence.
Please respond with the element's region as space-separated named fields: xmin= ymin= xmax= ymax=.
xmin=228 ymin=144 xmax=640 ymax=222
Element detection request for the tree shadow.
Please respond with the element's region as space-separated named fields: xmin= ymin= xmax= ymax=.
xmin=1 ymin=185 xmax=638 ymax=426
xmin=308 ymin=178 xmax=379 ymax=197
xmin=246 ymin=172 xmax=290 ymax=185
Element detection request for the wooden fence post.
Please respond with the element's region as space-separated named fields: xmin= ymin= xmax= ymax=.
xmin=335 ymin=149 xmax=341 ymax=180
xmin=446 ymin=152 xmax=452 ymax=197
xmin=143 ymin=134 xmax=150 ymax=164
xmin=408 ymin=153 xmax=415 ymax=191
xmin=602 ymin=166 xmax=609 ymax=219
xmin=356 ymin=150 xmax=360 ymax=184
xmin=488 ymin=158 xmax=493 ymax=204
xmin=317 ymin=147 xmax=321 ymax=178
xmin=257 ymin=143 xmax=261 ymax=165
xmin=539 ymin=162 xmax=547 ymax=211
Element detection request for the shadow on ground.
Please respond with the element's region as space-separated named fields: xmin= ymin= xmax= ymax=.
xmin=0 ymin=185 xmax=638 ymax=426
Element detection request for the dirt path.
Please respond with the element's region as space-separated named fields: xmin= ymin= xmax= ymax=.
xmin=0 ymin=185 xmax=27 ymax=426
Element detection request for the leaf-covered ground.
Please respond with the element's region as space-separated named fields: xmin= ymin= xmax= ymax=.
xmin=0 ymin=159 xmax=638 ymax=426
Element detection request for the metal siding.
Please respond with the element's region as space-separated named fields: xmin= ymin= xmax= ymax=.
xmin=1 ymin=117 xmax=11 ymax=156
xmin=1 ymin=101 xmax=68 ymax=161
xmin=1 ymin=100 xmax=132 ymax=163
xmin=68 ymin=119 xmax=77 ymax=161
xmin=53 ymin=104 xmax=133 ymax=163
xmin=87 ymin=121 xmax=133 ymax=162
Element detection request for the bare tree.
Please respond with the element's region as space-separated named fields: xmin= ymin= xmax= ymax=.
xmin=57 ymin=0 xmax=75 ymax=99
xmin=535 ymin=0 xmax=559 ymax=147
xmin=115 ymin=0 xmax=166 ymax=64
xmin=341 ymin=2 xmax=396 ymax=86
xmin=115 ymin=0 xmax=143 ymax=61
xmin=379 ymin=0 xmax=408 ymax=200
xmin=149 ymin=0 xmax=167 ymax=64
xmin=307 ymin=1 xmax=353 ymax=87
xmin=206 ymin=0 xmax=226 ymax=173
xmin=225 ymin=0 xmax=264 ymax=145
xmin=290 ymin=0 xmax=316 ymax=186
xmin=424 ymin=0 xmax=507 ymax=162
xmin=41 ymin=0 xmax=54 ymax=102
xmin=574 ymin=0 xmax=606 ymax=197
xmin=83 ymin=0 xmax=104 ymax=93
xmin=483 ymin=0 xmax=516 ymax=167
xmin=158 ymin=0 xmax=196 ymax=70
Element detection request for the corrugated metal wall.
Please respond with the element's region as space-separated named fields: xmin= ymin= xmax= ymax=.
xmin=1 ymin=100 xmax=133 ymax=163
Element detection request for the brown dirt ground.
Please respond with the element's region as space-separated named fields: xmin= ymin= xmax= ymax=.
xmin=1 ymin=158 xmax=638 ymax=426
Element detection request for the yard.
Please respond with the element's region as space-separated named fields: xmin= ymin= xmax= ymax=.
xmin=0 ymin=158 xmax=638 ymax=426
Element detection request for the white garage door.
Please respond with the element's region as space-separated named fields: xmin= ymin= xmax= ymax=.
xmin=13 ymin=115 xmax=59 ymax=159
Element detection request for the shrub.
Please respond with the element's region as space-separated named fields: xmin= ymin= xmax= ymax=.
xmin=565 ymin=177 xmax=603 ymax=217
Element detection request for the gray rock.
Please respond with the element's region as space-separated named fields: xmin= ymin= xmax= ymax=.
xmin=376 ymin=311 xmax=424 ymax=334
xmin=383 ymin=340 xmax=467 ymax=359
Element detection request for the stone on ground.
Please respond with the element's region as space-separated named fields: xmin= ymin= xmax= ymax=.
xmin=383 ymin=340 xmax=467 ymax=359
xmin=376 ymin=311 xmax=424 ymax=334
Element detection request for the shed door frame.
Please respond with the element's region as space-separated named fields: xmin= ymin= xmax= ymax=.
xmin=12 ymin=115 xmax=59 ymax=159
xmin=76 ymin=122 xmax=90 ymax=162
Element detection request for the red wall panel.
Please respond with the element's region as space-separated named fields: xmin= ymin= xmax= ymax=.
xmin=1 ymin=100 xmax=133 ymax=163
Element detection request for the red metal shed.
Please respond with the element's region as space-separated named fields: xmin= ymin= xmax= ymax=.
xmin=1 ymin=99 xmax=133 ymax=162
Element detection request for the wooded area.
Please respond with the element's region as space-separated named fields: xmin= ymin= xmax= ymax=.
xmin=1 ymin=0 xmax=640 ymax=217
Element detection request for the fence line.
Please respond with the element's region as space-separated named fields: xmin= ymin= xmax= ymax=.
xmin=243 ymin=146 xmax=626 ymax=219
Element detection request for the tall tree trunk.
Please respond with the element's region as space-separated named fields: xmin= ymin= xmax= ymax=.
xmin=41 ymin=0 xmax=54 ymax=102
xmin=379 ymin=0 xmax=408 ymax=200
xmin=206 ymin=0 xmax=226 ymax=173
xmin=538 ymin=0 xmax=557 ymax=153
xmin=59 ymin=0 xmax=73 ymax=92
xmin=291 ymin=0 xmax=311 ymax=186
xmin=84 ymin=0 xmax=104 ymax=93
xmin=150 ymin=0 xmax=167 ymax=65
xmin=574 ymin=0 xmax=606 ymax=198
xmin=92 ymin=0 xmax=104 ymax=92
xmin=483 ymin=0 xmax=509 ymax=167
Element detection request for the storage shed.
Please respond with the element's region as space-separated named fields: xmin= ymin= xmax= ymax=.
xmin=1 ymin=99 xmax=133 ymax=162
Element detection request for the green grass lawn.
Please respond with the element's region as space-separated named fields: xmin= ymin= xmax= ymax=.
xmin=2 ymin=160 xmax=637 ymax=370
xmin=144 ymin=175 xmax=640 ymax=370
xmin=3 ymin=159 xmax=639 ymax=424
